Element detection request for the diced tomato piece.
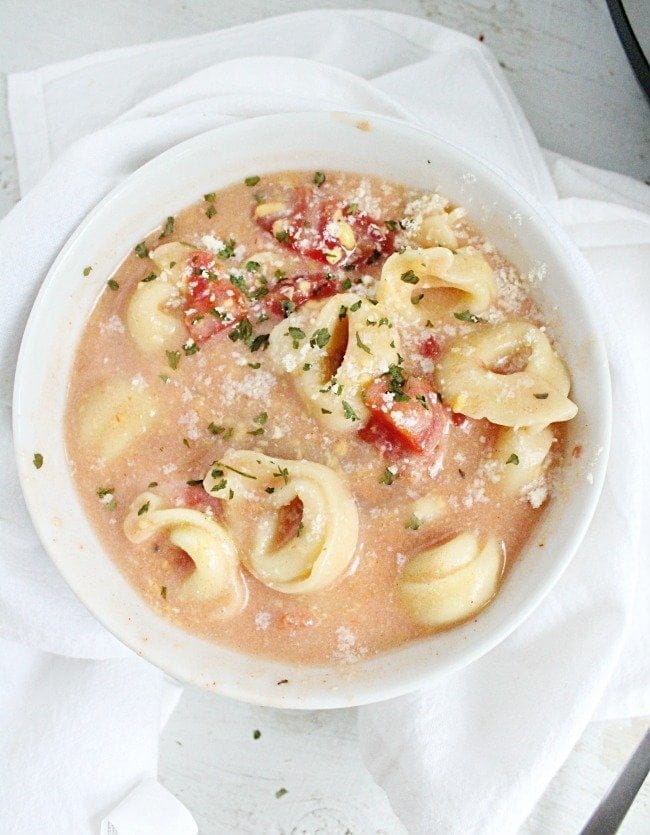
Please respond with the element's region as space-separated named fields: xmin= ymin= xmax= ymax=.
xmin=184 ymin=273 xmax=248 ymax=344
xmin=451 ymin=411 xmax=468 ymax=427
xmin=419 ymin=336 xmax=442 ymax=360
xmin=255 ymin=187 xmax=395 ymax=267
xmin=183 ymin=484 xmax=224 ymax=517
xmin=264 ymin=273 xmax=341 ymax=317
xmin=273 ymin=497 xmax=304 ymax=548
xmin=358 ymin=375 xmax=447 ymax=456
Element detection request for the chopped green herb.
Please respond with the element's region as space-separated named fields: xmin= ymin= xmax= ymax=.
xmin=342 ymin=401 xmax=359 ymax=421
xmin=250 ymin=333 xmax=270 ymax=352
xmin=204 ymin=192 xmax=216 ymax=202
xmin=400 ymin=270 xmax=419 ymax=284
xmin=158 ymin=373 xmax=170 ymax=384
xmin=211 ymin=478 xmax=227 ymax=492
xmin=302 ymin=362 xmax=312 ymax=371
xmin=148 ymin=481 xmax=158 ymax=488
xmin=274 ymin=268 xmax=286 ymax=279
xmin=534 ymin=392 xmax=549 ymax=399
xmin=217 ymin=238 xmax=237 ymax=259
xmin=287 ymin=326 xmax=306 ymax=348
xmin=412 ymin=293 xmax=425 ymax=305
xmin=297 ymin=521 xmax=305 ymax=537
xmin=321 ymin=408 xmax=332 ymax=414
xmin=346 ymin=202 xmax=359 ymax=214
xmin=280 ymin=299 xmax=295 ymax=317
xmin=275 ymin=788 xmax=288 ymax=799
xmin=186 ymin=479 xmax=203 ymax=486
xmin=275 ymin=229 xmax=290 ymax=243
xmin=253 ymin=729 xmax=261 ymax=740
xmin=96 ymin=487 xmax=114 ymax=498
xmin=166 ymin=350 xmax=181 ymax=370
xmin=385 ymin=219 xmax=399 ymax=231
xmin=208 ymin=423 xmax=227 ymax=436
xmin=134 ymin=242 xmax=149 ymax=258
xmin=506 ymin=453 xmax=519 ymax=465
xmin=454 ymin=310 xmax=488 ymax=323
xmin=137 ymin=501 xmax=150 ymax=516
xmin=458 ymin=468 xmax=466 ymax=478
xmin=107 ymin=279 xmax=120 ymax=290
xmin=228 ymin=318 xmax=253 ymax=344
xmin=141 ymin=272 xmax=157 ymax=282
xmin=253 ymin=412 xmax=268 ymax=425
xmin=32 ymin=453 xmax=44 ymax=469
xmin=246 ymin=260 xmax=261 ymax=272
xmin=229 ymin=274 xmax=250 ymax=296
xmin=338 ymin=304 xmax=348 ymax=319
xmin=223 ymin=463 xmax=257 ymax=479
xmin=160 ymin=586 xmax=167 ymax=600
xmin=245 ymin=175 xmax=261 ymax=187
xmin=182 ymin=438 xmax=190 ymax=448
xmin=313 ymin=171 xmax=326 ymax=187
xmin=416 ymin=394 xmax=429 ymax=409
xmin=379 ymin=468 xmax=396 ymax=485
xmin=341 ymin=277 xmax=352 ymax=290
xmin=184 ymin=339 xmax=199 ymax=357
xmin=355 ymin=331 xmax=372 ymax=354
xmin=272 ymin=465 xmax=290 ymax=484
xmin=405 ymin=514 xmax=421 ymax=530
xmin=265 ymin=487 xmax=275 ymax=494
xmin=83 ymin=266 xmax=92 ymax=276
xmin=160 ymin=216 xmax=174 ymax=238
xmin=310 ymin=327 xmax=331 ymax=348
xmin=349 ymin=299 xmax=362 ymax=312
xmin=385 ymin=364 xmax=409 ymax=401
xmin=248 ymin=361 xmax=261 ymax=369
xmin=248 ymin=427 xmax=264 ymax=436
xmin=205 ymin=204 xmax=217 ymax=218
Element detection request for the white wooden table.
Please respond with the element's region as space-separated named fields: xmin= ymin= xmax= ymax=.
xmin=1 ymin=1 xmax=648 ymax=832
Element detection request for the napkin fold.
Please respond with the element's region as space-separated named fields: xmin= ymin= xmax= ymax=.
xmin=1 ymin=10 xmax=648 ymax=834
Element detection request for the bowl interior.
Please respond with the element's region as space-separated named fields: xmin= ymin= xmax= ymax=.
xmin=13 ymin=112 xmax=611 ymax=708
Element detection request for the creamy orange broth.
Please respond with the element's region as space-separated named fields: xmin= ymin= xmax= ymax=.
xmin=66 ymin=171 xmax=565 ymax=665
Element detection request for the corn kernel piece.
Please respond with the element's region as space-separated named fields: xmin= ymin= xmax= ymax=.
xmin=254 ymin=202 xmax=287 ymax=218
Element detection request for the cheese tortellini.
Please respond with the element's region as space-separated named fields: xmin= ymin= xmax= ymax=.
xmin=436 ymin=320 xmax=578 ymax=427
xmin=376 ymin=246 xmax=496 ymax=324
xmin=126 ymin=242 xmax=194 ymax=354
xmin=268 ymin=292 xmax=400 ymax=433
xmin=203 ymin=450 xmax=359 ymax=594
xmin=404 ymin=196 xmax=466 ymax=249
xmin=123 ymin=491 xmax=245 ymax=614
xmin=78 ymin=378 xmax=157 ymax=462
xmin=492 ymin=426 xmax=555 ymax=495
xmin=398 ymin=533 xmax=503 ymax=628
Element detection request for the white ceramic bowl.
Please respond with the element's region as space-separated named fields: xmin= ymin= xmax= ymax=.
xmin=13 ymin=112 xmax=611 ymax=709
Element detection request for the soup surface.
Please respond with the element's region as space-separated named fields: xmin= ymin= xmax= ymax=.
xmin=65 ymin=170 xmax=577 ymax=665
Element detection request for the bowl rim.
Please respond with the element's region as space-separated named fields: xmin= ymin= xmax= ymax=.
xmin=12 ymin=110 xmax=612 ymax=708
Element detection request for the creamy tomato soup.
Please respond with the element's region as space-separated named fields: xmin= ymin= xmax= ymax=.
xmin=65 ymin=170 xmax=577 ymax=665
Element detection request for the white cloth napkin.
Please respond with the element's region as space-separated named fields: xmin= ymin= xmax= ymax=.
xmin=1 ymin=10 xmax=648 ymax=834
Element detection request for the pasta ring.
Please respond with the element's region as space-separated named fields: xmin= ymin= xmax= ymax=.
xmin=436 ymin=320 xmax=578 ymax=427
xmin=376 ymin=245 xmax=496 ymax=324
xmin=203 ymin=450 xmax=359 ymax=594
xmin=268 ymin=292 xmax=400 ymax=433
xmin=123 ymin=491 xmax=246 ymax=615
xmin=492 ymin=426 xmax=555 ymax=495
xmin=398 ymin=533 xmax=503 ymax=628
xmin=78 ymin=378 xmax=157 ymax=463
